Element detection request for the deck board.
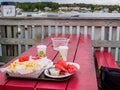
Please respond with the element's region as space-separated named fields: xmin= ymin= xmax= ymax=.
xmin=67 ymin=34 xmax=98 ymax=90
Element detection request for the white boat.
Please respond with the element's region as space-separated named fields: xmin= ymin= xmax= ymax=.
xmin=59 ymin=11 xmax=80 ymax=17
xmin=32 ymin=12 xmax=47 ymax=17
xmin=16 ymin=13 xmax=27 ymax=17
xmin=58 ymin=10 xmax=65 ymax=14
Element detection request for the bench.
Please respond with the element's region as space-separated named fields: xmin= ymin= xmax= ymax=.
xmin=95 ymin=50 xmax=120 ymax=90
xmin=95 ymin=50 xmax=118 ymax=68
xmin=95 ymin=50 xmax=119 ymax=89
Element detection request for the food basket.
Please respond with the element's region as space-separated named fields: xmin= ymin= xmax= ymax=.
xmin=3 ymin=58 xmax=48 ymax=78
xmin=6 ymin=67 xmax=44 ymax=78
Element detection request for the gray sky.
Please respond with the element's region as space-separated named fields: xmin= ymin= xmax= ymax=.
xmin=1 ymin=0 xmax=120 ymax=5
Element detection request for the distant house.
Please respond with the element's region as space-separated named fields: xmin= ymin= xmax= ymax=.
xmin=93 ymin=10 xmax=103 ymax=13
xmin=33 ymin=8 xmax=38 ymax=12
xmin=80 ymin=7 xmax=91 ymax=12
xmin=112 ymin=10 xmax=118 ymax=13
xmin=103 ymin=7 xmax=109 ymax=13
xmin=44 ymin=7 xmax=51 ymax=11
xmin=16 ymin=8 xmax=23 ymax=14
xmin=1 ymin=1 xmax=16 ymax=17
xmin=80 ymin=7 xmax=91 ymax=11
xmin=68 ymin=7 xmax=80 ymax=11
xmin=58 ymin=7 xmax=68 ymax=11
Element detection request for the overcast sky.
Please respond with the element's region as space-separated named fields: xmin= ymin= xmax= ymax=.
xmin=1 ymin=0 xmax=120 ymax=5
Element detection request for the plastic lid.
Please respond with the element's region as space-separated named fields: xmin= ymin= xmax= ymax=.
xmin=59 ymin=46 xmax=68 ymax=49
xmin=37 ymin=45 xmax=47 ymax=48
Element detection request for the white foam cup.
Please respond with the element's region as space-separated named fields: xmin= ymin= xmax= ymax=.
xmin=37 ymin=45 xmax=47 ymax=58
xmin=58 ymin=46 xmax=68 ymax=61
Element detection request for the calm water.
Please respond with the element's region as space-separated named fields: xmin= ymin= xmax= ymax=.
xmin=22 ymin=12 xmax=120 ymax=17
xmin=1 ymin=11 xmax=120 ymax=17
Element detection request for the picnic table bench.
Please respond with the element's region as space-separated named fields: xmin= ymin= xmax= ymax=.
xmin=95 ymin=50 xmax=120 ymax=90
xmin=0 ymin=34 xmax=98 ymax=90
xmin=95 ymin=50 xmax=118 ymax=68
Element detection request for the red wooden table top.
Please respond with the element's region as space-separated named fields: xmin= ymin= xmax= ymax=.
xmin=0 ymin=34 xmax=98 ymax=90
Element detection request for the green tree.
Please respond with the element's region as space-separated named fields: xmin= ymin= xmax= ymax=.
xmin=15 ymin=2 xmax=120 ymax=12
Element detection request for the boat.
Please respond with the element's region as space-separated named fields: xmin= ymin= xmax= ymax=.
xmin=32 ymin=11 xmax=47 ymax=17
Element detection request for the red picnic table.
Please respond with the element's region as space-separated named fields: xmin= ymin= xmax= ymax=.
xmin=0 ymin=34 xmax=98 ymax=90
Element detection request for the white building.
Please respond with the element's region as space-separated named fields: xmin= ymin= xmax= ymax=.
xmin=68 ymin=7 xmax=80 ymax=11
xmin=58 ymin=7 xmax=68 ymax=11
xmin=1 ymin=1 xmax=16 ymax=17
xmin=16 ymin=8 xmax=22 ymax=14
xmin=44 ymin=7 xmax=51 ymax=11
xmin=103 ymin=7 xmax=109 ymax=13
xmin=112 ymin=10 xmax=118 ymax=13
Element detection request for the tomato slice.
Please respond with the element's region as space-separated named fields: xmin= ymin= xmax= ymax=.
xmin=55 ymin=60 xmax=78 ymax=74
xmin=19 ymin=55 xmax=29 ymax=62
xmin=66 ymin=64 xmax=78 ymax=73
xmin=32 ymin=56 xmax=40 ymax=60
xmin=56 ymin=60 xmax=67 ymax=68
xmin=55 ymin=64 xmax=68 ymax=72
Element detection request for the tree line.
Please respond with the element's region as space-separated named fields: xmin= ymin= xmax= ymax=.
xmin=16 ymin=2 xmax=120 ymax=12
xmin=16 ymin=2 xmax=59 ymax=11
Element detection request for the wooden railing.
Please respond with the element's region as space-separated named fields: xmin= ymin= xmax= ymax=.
xmin=0 ymin=17 xmax=120 ymax=64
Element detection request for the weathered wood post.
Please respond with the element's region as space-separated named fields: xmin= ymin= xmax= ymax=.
xmin=17 ymin=25 xmax=21 ymax=55
xmin=0 ymin=30 xmax=2 ymax=56
xmin=24 ymin=25 xmax=29 ymax=50
xmin=32 ymin=25 xmax=35 ymax=39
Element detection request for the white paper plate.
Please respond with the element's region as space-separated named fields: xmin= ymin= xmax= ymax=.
xmin=44 ymin=62 xmax=80 ymax=78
